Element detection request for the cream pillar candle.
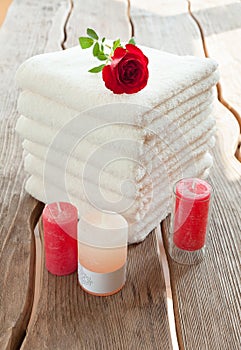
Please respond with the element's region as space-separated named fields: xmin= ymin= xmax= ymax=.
xmin=78 ymin=210 xmax=128 ymax=296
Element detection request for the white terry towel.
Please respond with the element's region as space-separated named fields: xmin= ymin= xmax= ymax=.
xmin=16 ymin=110 xmax=215 ymax=188
xmin=16 ymin=93 xmax=215 ymax=179
xmin=24 ymin=174 xmax=170 ymax=243
xmin=25 ymin=171 xmax=209 ymax=244
xmin=16 ymin=94 xmax=215 ymax=161
xmin=25 ymin=152 xmax=212 ymax=243
xmin=20 ymin=103 xmax=215 ymax=193
xmin=23 ymin=135 xmax=215 ymax=188
xmin=24 ymin=137 xmax=213 ymax=204
xmin=17 ymin=87 xmax=216 ymax=136
xmin=15 ymin=45 xmax=218 ymax=117
xmin=24 ymin=146 xmax=213 ymax=204
xmin=17 ymin=88 xmax=215 ymax=138
xmin=15 ymin=44 xmax=219 ymax=243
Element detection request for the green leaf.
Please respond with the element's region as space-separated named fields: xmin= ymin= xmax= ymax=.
xmin=113 ymin=38 xmax=121 ymax=51
xmin=102 ymin=37 xmax=106 ymax=43
xmin=128 ymin=37 xmax=136 ymax=45
xmin=87 ymin=28 xmax=99 ymax=40
xmin=88 ymin=64 xmax=106 ymax=73
xmin=101 ymin=44 xmax=104 ymax=51
xmin=79 ymin=37 xmax=94 ymax=49
xmin=97 ymin=51 xmax=108 ymax=61
xmin=93 ymin=42 xmax=100 ymax=57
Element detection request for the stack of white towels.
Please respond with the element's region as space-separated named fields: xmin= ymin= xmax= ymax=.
xmin=15 ymin=45 xmax=219 ymax=243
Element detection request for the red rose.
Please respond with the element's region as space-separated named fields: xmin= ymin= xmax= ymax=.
xmin=102 ymin=44 xmax=149 ymax=94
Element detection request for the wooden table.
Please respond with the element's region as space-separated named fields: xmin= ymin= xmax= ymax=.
xmin=0 ymin=1 xmax=240 ymax=349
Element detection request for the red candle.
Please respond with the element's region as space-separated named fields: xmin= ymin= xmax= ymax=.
xmin=43 ymin=202 xmax=78 ymax=276
xmin=173 ymin=178 xmax=212 ymax=251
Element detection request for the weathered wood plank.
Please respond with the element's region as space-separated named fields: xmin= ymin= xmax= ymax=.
xmin=22 ymin=225 xmax=172 ymax=350
xmin=131 ymin=0 xmax=241 ymax=349
xmin=130 ymin=0 xmax=203 ymax=56
xmin=20 ymin=1 xmax=173 ymax=349
xmin=0 ymin=0 xmax=70 ymax=348
xmin=65 ymin=0 xmax=130 ymax=48
xmin=189 ymin=0 xmax=241 ymax=128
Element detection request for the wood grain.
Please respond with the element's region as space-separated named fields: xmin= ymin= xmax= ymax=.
xmin=189 ymin=0 xmax=241 ymax=129
xmin=0 ymin=0 xmax=70 ymax=349
xmin=22 ymin=226 xmax=172 ymax=350
xmin=130 ymin=0 xmax=203 ymax=56
xmin=1 ymin=0 xmax=240 ymax=349
xmin=131 ymin=0 xmax=241 ymax=349
xmin=64 ymin=0 xmax=130 ymax=49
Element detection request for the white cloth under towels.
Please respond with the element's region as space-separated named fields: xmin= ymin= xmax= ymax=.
xmin=15 ymin=44 xmax=219 ymax=243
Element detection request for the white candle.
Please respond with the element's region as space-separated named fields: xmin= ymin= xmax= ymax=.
xmin=78 ymin=210 xmax=128 ymax=296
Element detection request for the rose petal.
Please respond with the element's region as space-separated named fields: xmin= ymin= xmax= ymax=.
xmin=112 ymin=47 xmax=127 ymax=59
xmin=102 ymin=64 xmax=125 ymax=94
xmin=111 ymin=47 xmax=127 ymax=67
xmin=118 ymin=59 xmax=144 ymax=83
xmin=120 ymin=67 xmax=149 ymax=94
xmin=125 ymin=44 xmax=149 ymax=65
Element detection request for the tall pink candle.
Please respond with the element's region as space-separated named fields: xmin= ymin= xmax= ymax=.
xmin=173 ymin=178 xmax=212 ymax=251
xmin=43 ymin=202 xmax=78 ymax=276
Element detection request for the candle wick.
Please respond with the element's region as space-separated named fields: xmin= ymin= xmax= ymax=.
xmin=57 ymin=202 xmax=62 ymax=213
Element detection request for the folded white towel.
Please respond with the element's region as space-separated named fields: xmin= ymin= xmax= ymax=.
xmin=15 ymin=44 xmax=219 ymax=243
xmin=17 ymin=89 xmax=214 ymax=141
xmin=23 ymin=150 xmax=213 ymax=214
xmin=23 ymin=135 xmax=215 ymax=186
xmin=17 ymin=87 xmax=215 ymax=131
xmin=25 ymin=174 xmax=170 ymax=242
xmin=16 ymin=109 xmax=215 ymax=153
xmin=16 ymin=111 xmax=215 ymax=186
xmin=20 ymin=102 xmax=214 ymax=189
xmin=24 ymin=142 xmax=213 ymax=202
xmin=15 ymin=45 xmax=218 ymax=115
xmin=25 ymin=153 xmax=212 ymax=243
xmin=16 ymin=98 xmax=215 ymax=180
xmin=16 ymin=97 xmax=215 ymax=152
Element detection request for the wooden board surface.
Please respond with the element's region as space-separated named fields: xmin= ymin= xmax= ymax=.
xmin=22 ymin=225 xmax=172 ymax=350
xmin=0 ymin=0 xmax=70 ymax=349
xmin=129 ymin=0 xmax=204 ymax=56
xmin=64 ymin=0 xmax=130 ymax=48
xmin=1 ymin=1 xmax=172 ymax=349
xmin=131 ymin=0 xmax=241 ymax=349
xmin=0 ymin=0 xmax=240 ymax=349
xmin=190 ymin=0 xmax=241 ymax=129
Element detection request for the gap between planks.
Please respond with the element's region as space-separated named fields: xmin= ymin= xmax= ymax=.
xmin=155 ymin=225 xmax=180 ymax=350
xmin=61 ymin=0 xmax=74 ymax=50
xmin=127 ymin=0 xmax=135 ymax=37
xmin=187 ymin=0 xmax=241 ymax=161
xmin=24 ymin=223 xmax=44 ymax=334
xmin=17 ymin=2 xmax=75 ymax=348
xmin=10 ymin=201 xmax=44 ymax=350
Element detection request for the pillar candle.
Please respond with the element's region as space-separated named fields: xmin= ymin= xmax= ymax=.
xmin=173 ymin=178 xmax=212 ymax=251
xmin=43 ymin=202 xmax=78 ymax=276
xmin=78 ymin=210 xmax=128 ymax=296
